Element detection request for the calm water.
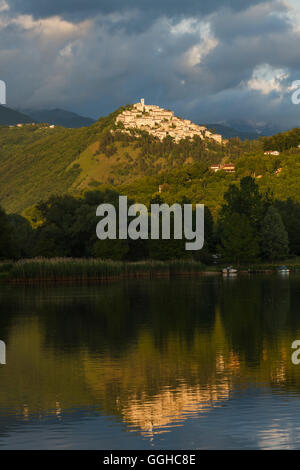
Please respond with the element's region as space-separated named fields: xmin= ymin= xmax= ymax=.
xmin=0 ymin=275 xmax=300 ymax=449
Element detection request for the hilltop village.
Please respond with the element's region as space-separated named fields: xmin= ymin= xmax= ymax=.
xmin=116 ymin=99 xmax=223 ymax=144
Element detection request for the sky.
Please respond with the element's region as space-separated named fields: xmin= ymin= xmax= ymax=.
xmin=1 ymin=0 xmax=300 ymax=128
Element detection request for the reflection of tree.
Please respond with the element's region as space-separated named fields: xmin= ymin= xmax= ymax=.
xmin=0 ymin=286 xmax=26 ymax=342
xmin=219 ymin=278 xmax=265 ymax=366
xmin=31 ymin=280 xmax=218 ymax=355
xmin=219 ymin=277 xmax=293 ymax=367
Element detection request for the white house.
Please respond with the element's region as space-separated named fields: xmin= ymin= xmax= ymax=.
xmin=264 ymin=150 xmax=280 ymax=156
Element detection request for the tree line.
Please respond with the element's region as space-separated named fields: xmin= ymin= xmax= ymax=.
xmin=0 ymin=177 xmax=298 ymax=264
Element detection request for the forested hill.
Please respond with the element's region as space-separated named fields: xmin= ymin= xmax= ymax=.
xmin=0 ymin=106 xmax=299 ymax=216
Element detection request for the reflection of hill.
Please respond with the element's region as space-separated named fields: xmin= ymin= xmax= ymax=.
xmin=0 ymin=278 xmax=300 ymax=438
xmin=82 ymin=313 xmax=241 ymax=434
xmin=0 ymin=309 xmax=241 ymax=436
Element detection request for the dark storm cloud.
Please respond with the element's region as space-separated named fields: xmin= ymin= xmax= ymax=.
xmin=7 ymin=0 xmax=267 ymax=22
xmin=210 ymin=1 xmax=290 ymax=40
xmin=1 ymin=0 xmax=300 ymax=128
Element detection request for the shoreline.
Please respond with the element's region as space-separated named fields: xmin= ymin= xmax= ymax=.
xmin=4 ymin=270 xmax=220 ymax=284
xmin=2 ymin=270 xmax=295 ymax=285
xmin=0 ymin=258 xmax=299 ymax=285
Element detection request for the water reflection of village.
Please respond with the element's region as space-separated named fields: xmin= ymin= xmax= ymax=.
xmin=0 ymin=276 xmax=299 ymax=438
xmin=82 ymin=312 xmax=242 ymax=436
xmin=120 ymin=359 xmax=239 ymax=436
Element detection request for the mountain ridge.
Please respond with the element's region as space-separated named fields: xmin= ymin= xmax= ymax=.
xmin=204 ymin=123 xmax=260 ymax=141
xmin=0 ymin=105 xmax=96 ymax=128
xmin=22 ymin=108 xmax=96 ymax=128
xmin=0 ymin=105 xmax=35 ymax=126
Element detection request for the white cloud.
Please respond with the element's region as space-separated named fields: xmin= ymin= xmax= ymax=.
xmin=11 ymin=14 xmax=91 ymax=40
xmin=0 ymin=10 xmax=91 ymax=42
xmin=247 ymin=64 xmax=289 ymax=95
xmin=170 ymin=18 xmax=199 ymax=36
xmin=285 ymin=0 xmax=300 ymax=30
xmin=183 ymin=22 xmax=218 ymax=67
xmin=0 ymin=0 xmax=9 ymax=12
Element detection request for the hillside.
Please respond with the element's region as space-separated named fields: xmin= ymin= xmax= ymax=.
xmin=0 ymin=105 xmax=35 ymax=126
xmin=0 ymin=105 xmax=299 ymax=217
xmin=23 ymin=108 xmax=96 ymax=128
xmin=0 ymin=104 xmax=226 ymax=214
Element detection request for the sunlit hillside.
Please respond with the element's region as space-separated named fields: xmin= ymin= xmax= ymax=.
xmin=0 ymin=106 xmax=299 ymax=216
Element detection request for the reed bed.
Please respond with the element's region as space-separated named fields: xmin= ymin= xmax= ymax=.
xmin=5 ymin=258 xmax=208 ymax=283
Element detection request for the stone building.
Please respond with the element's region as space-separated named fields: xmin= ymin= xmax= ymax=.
xmin=116 ymin=99 xmax=223 ymax=144
xmin=210 ymin=163 xmax=235 ymax=173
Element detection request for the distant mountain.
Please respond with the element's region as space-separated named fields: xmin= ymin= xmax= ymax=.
xmin=0 ymin=105 xmax=95 ymax=128
xmin=0 ymin=105 xmax=35 ymax=126
xmin=205 ymin=120 xmax=284 ymax=140
xmin=205 ymin=123 xmax=259 ymax=141
xmin=224 ymin=119 xmax=282 ymax=137
xmin=23 ymin=108 xmax=96 ymax=128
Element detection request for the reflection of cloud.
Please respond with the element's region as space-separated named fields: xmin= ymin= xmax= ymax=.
xmin=258 ymin=421 xmax=295 ymax=450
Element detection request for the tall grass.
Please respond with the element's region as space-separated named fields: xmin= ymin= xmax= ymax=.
xmin=6 ymin=258 xmax=208 ymax=282
xmin=5 ymin=257 xmax=299 ymax=283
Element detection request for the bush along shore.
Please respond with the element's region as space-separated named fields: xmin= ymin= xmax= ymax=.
xmin=0 ymin=258 xmax=299 ymax=283
xmin=0 ymin=258 xmax=217 ymax=283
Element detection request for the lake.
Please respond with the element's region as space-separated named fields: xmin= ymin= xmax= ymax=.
xmin=0 ymin=275 xmax=300 ymax=449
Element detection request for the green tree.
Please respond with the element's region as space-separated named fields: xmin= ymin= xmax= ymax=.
xmin=217 ymin=177 xmax=270 ymax=263
xmin=0 ymin=206 xmax=13 ymax=259
xmin=275 ymin=199 xmax=300 ymax=256
xmin=220 ymin=176 xmax=270 ymax=231
xmin=260 ymin=206 xmax=289 ymax=261
xmin=193 ymin=206 xmax=215 ymax=263
xmin=219 ymin=213 xmax=260 ymax=264
xmin=92 ymin=239 xmax=129 ymax=260
xmin=8 ymin=214 xmax=34 ymax=258
xmin=34 ymin=190 xmax=134 ymax=259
